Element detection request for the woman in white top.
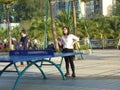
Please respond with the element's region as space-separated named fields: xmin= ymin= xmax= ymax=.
xmin=61 ymin=26 xmax=79 ymax=77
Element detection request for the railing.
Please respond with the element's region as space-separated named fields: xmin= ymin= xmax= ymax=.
xmin=80 ymin=39 xmax=119 ymax=49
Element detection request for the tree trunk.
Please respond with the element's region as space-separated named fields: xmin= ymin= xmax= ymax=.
xmin=5 ymin=3 xmax=12 ymax=50
xmin=72 ymin=0 xmax=77 ymax=35
xmin=49 ymin=0 xmax=59 ymax=51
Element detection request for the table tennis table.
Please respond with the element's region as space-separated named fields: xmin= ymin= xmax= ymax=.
xmin=0 ymin=50 xmax=83 ymax=90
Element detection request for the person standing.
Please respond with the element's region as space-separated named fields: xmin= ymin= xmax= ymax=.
xmin=19 ymin=29 xmax=29 ymax=66
xmin=61 ymin=26 xmax=79 ymax=78
xmin=33 ymin=37 xmax=38 ymax=50
xmin=57 ymin=36 xmax=63 ymax=51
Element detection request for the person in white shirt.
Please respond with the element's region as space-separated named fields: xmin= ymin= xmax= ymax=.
xmin=33 ymin=37 xmax=38 ymax=50
xmin=61 ymin=26 xmax=79 ymax=77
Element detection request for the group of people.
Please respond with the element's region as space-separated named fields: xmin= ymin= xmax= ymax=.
xmin=12 ymin=26 xmax=79 ymax=78
xmin=11 ymin=30 xmax=38 ymax=51
xmin=11 ymin=29 xmax=38 ymax=66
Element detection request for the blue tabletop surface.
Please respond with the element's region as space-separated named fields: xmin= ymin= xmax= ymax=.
xmin=0 ymin=51 xmax=83 ymax=62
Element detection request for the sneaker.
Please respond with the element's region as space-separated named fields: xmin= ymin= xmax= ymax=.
xmin=65 ymin=73 xmax=70 ymax=77
xmin=72 ymin=73 xmax=76 ymax=78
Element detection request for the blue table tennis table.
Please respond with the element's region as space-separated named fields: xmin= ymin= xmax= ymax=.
xmin=0 ymin=50 xmax=83 ymax=90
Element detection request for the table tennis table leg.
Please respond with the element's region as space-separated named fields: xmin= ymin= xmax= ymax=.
xmin=13 ymin=59 xmax=66 ymax=90
xmin=0 ymin=62 xmax=21 ymax=77
xmin=31 ymin=61 xmax=47 ymax=79
xmin=13 ymin=63 xmax=20 ymax=75
xmin=81 ymin=54 xmax=84 ymax=60
xmin=59 ymin=57 xmax=64 ymax=68
xmin=0 ymin=63 xmax=13 ymax=76
xmin=13 ymin=61 xmax=46 ymax=90
xmin=47 ymin=60 xmax=66 ymax=80
xmin=36 ymin=59 xmax=66 ymax=80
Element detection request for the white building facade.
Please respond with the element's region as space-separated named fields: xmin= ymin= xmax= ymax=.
xmin=85 ymin=0 xmax=116 ymax=17
xmin=53 ymin=0 xmax=116 ymax=18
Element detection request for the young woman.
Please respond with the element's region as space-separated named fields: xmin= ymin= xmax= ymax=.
xmin=61 ymin=26 xmax=79 ymax=77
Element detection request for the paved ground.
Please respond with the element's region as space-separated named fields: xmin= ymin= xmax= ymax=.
xmin=0 ymin=49 xmax=120 ymax=90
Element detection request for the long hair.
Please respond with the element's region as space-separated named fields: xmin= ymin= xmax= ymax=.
xmin=62 ymin=26 xmax=70 ymax=35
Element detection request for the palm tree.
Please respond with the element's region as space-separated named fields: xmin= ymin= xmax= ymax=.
xmin=108 ymin=17 xmax=120 ymax=38
xmin=72 ymin=0 xmax=77 ymax=35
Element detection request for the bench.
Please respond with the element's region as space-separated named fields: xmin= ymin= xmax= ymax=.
xmin=0 ymin=50 xmax=83 ymax=90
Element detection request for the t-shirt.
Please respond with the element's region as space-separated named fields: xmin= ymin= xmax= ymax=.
xmin=62 ymin=34 xmax=79 ymax=49
xmin=33 ymin=39 xmax=38 ymax=44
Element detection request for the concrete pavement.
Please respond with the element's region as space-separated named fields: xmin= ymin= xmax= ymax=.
xmin=0 ymin=49 xmax=120 ymax=90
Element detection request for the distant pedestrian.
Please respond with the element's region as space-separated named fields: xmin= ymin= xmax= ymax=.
xmin=33 ymin=37 xmax=38 ymax=50
xmin=3 ymin=39 xmax=8 ymax=48
xmin=19 ymin=29 xmax=29 ymax=66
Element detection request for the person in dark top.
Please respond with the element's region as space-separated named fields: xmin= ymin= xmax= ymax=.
xmin=19 ymin=29 xmax=29 ymax=66
xmin=20 ymin=37 xmax=28 ymax=49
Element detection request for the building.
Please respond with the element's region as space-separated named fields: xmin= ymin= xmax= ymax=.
xmin=0 ymin=23 xmax=20 ymax=30
xmin=55 ymin=0 xmax=117 ymax=18
xmin=54 ymin=0 xmax=86 ymax=19
xmin=75 ymin=0 xmax=86 ymax=18
xmin=85 ymin=0 xmax=116 ymax=17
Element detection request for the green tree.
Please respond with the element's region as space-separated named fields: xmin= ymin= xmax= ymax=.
xmin=0 ymin=0 xmax=15 ymax=3
xmin=113 ymin=1 xmax=120 ymax=16
xmin=81 ymin=0 xmax=91 ymax=2
xmin=14 ymin=0 xmax=46 ymax=21
xmin=108 ymin=16 xmax=120 ymax=38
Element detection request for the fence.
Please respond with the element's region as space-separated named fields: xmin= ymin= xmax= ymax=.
xmin=80 ymin=39 xmax=119 ymax=49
